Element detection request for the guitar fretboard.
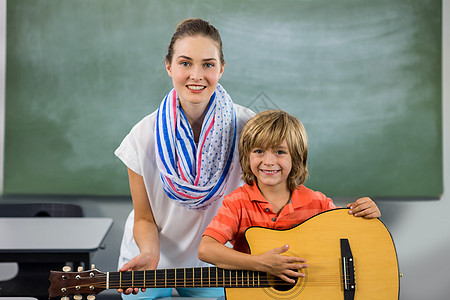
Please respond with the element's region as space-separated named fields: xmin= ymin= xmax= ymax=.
xmin=108 ymin=267 xmax=270 ymax=289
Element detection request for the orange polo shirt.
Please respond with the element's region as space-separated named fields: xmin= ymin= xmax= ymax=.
xmin=203 ymin=183 xmax=336 ymax=253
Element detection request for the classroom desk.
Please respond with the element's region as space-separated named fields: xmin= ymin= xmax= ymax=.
xmin=0 ymin=218 xmax=113 ymax=300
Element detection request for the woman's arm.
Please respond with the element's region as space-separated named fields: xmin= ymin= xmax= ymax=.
xmin=118 ymin=167 xmax=160 ymax=295
xmin=198 ymin=235 xmax=308 ymax=283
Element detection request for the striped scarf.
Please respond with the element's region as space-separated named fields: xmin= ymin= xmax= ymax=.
xmin=155 ymin=84 xmax=237 ymax=209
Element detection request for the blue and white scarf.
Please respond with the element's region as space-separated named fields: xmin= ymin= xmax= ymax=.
xmin=155 ymin=84 xmax=237 ymax=209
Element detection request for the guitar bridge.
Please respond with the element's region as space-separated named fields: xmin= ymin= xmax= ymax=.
xmin=340 ymin=238 xmax=355 ymax=300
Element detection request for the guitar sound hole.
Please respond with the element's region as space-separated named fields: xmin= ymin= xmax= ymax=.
xmin=267 ymin=269 xmax=301 ymax=292
xmin=273 ymin=278 xmax=296 ymax=291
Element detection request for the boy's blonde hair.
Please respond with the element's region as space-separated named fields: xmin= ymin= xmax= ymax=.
xmin=239 ymin=109 xmax=309 ymax=191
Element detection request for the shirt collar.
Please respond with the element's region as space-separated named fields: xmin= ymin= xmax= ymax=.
xmin=243 ymin=183 xmax=313 ymax=208
xmin=243 ymin=183 xmax=268 ymax=203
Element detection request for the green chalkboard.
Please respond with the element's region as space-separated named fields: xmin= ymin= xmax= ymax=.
xmin=5 ymin=0 xmax=442 ymax=197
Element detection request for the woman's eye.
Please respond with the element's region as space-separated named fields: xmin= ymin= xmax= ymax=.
xmin=181 ymin=61 xmax=190 ymax=67
xmin=204 ymin=63 xmax=214 ymax=68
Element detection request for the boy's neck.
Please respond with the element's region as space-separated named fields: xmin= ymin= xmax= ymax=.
xmin=257 ymin=184 xmax=291 ymax=215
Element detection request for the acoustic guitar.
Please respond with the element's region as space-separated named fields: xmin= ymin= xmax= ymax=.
xmin=48 ymin=208 xmax=400 ymax=299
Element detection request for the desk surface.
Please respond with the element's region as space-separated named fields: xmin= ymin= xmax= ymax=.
xmin=0 ymin=217 xmax=113 ymax=252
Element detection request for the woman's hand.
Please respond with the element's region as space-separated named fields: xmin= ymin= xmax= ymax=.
xmin=117 ymin=252 xmax=159 ymax=295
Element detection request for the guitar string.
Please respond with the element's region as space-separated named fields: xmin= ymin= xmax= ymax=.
xmin=62 ymin=272 xmax=352 ymax=290
xmin=72 ymin=273 xmax=348 ymax=283
xmin=66 ymin=268 xmax=350 ymax=290
xmin=66 ymin=277 xmax=345 ymax=289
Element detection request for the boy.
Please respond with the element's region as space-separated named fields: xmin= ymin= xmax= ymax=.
xmin=198 ymin=109 xmax=380 ymax=283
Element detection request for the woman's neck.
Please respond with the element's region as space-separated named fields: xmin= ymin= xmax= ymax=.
xmin=180 ymin=100 xmax=210 ymax=143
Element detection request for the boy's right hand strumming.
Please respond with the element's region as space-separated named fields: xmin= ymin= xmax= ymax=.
xmin=199 ymin=236 xmax=308 ymax=284
xmin=257 ymin=244 xmax=308 ymax=284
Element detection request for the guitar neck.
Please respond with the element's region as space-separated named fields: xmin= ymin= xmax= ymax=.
xmin=108 ymin=267 xmax=270 ymax=289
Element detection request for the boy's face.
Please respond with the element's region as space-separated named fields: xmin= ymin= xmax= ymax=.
xmin=249 ymin=140 xmax=292 ymax=192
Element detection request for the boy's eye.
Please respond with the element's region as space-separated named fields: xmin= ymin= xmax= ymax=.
xmin=277 ymin=150 xmax=287 ymax=155
xmin=253 ymin=149 xmax=263 ymax=154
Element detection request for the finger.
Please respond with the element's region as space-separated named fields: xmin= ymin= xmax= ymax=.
xmin=287 ymin=262 xmax=309 ymax=270
xmin=119 ymin=262 xmax=131 ymax=272
xmin=359 ymin=203 xmax=375 ymax=213
xmin=351 ymin=204 xmax=370 ymax=216
xmin=284 ymin=268 xmax=306 ymax=278
xmin=355 ymin=197 xmax=372 ymax=203
xmin=356 ymin=205 xmax=381 ymax=218
xmin=362 ymin=209 xmax=381 ymax=219
xmin=118 ymin=266 xmax=127 ymax=272
xmin=273 ymin=244 xmax=290 ymax=255
xmin=278 ymin=274 xmax=296 ymax=284
xmin=125 ymin=288 xmax=134 ymax=295
xmin=283 ymin=256 xmax=307 ymax=264
xmin=120 ymin=289 xmax=129 ymax=295
xmin=352 ymin=197 xmax=371 ymax=207
xmin=350 ymin=199 xmax=373 ymax=215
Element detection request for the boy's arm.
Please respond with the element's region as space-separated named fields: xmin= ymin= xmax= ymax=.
xmin=198 ymin=235 xmax=308 ymax=283
xmin=347 ymin=197 xmax=381 ymax=218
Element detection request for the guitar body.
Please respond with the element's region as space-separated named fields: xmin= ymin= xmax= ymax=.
xmin=225 ymin=208 xmax=399 ymax=300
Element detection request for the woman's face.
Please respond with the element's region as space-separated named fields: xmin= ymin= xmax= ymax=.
xmin=166 ymin=35 xmax=224 ymax=108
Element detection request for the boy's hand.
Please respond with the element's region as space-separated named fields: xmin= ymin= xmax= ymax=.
xmin=259 ymin=244 xmax=309 ymax=283
xmin=347 ymin=197 xmax=381 ymax=219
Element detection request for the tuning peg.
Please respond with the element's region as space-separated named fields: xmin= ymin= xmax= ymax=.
xmin=87 ymin=295 xmax=96 ymax=300
xmin=91 ymin=264 xmax=96 ymax=270
xmin=61 ymin=297 xmax=69 ymax=300
xmin=62 ymin=266 xmax=71 ymax=272
xmin=77 ymin=266 xmax=84 ymax=272
xmin=73 ymin=295 xmax=82 ymax=300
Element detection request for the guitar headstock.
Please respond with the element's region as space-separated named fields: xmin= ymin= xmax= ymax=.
xmin=48 ymin=266 xmax=107 ymax=299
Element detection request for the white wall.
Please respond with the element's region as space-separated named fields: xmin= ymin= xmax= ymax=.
xmin=0 ymin=0 xmax=5 ymax=194
xmin=0 ymin=1 xmax=449 ymax=299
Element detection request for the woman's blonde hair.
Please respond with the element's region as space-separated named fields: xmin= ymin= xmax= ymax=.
xmin=239 ymin=109 xmax=309 ymax=191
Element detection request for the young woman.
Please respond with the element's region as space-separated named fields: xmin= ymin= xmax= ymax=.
xmin=115 ymin=19 xmax=254 ymax=299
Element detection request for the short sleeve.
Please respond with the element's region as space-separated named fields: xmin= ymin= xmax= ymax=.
xmin=202 ymin=193 xmax=242 ymax=245
xmin=114 ymin=134 xmax=142 ymax=175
